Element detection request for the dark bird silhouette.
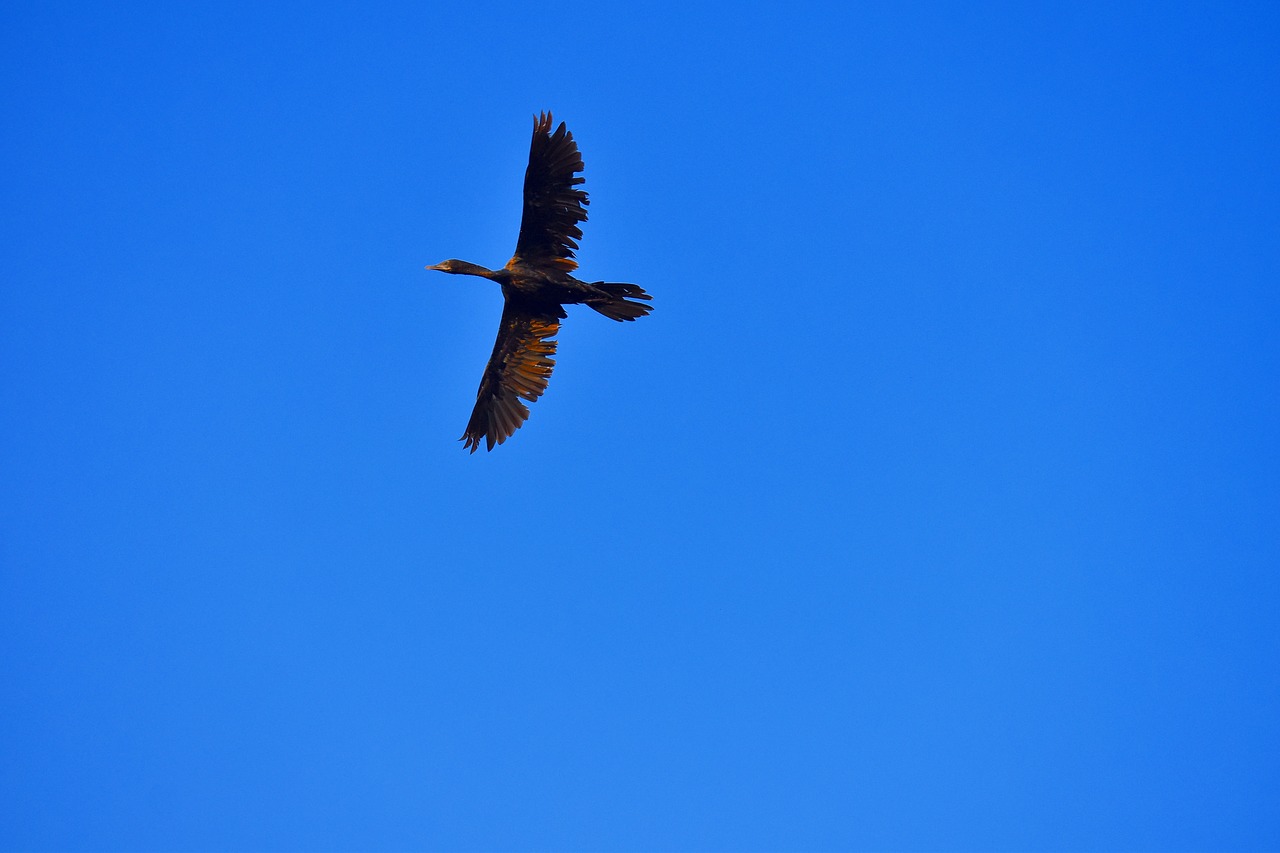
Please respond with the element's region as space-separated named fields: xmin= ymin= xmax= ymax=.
xmin=426 ymin=111 xmax=652 ymax=452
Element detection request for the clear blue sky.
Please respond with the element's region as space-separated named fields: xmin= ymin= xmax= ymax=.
xmin=2 ymin=2 xmax=1278 ymax=850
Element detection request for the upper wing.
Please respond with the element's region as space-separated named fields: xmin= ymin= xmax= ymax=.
xmin=462 ymin=295 xmax=566 ymax=452
xmin=511 ymin=111 xmax=589 ymax=272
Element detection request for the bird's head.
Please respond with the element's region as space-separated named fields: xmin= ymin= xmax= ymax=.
xmin=424 ymin=259 xmax=465 ymax=273
xmin=424 ymin=259 xmax=498 ymax=279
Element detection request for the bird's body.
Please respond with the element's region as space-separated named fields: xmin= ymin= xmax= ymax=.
xmin=426 ymin=112 xmax=652 ymax=452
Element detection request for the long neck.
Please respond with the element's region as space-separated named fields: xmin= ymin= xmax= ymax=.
xmin=450 ymin=260 xmax=501 ymax=279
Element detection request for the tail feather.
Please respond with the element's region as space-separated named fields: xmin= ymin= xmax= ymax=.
xmin=587 ymin=282 xmax=653 ymax=322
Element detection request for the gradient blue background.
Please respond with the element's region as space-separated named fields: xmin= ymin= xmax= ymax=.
xmin=3 ymin=2 xmax=1278 ymax=850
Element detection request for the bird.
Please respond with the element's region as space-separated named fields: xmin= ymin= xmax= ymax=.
xmin=426 ymin=111 xmax=652 ymax=452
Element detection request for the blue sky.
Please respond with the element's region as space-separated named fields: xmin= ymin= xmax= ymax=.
xmin=2 ymin=2 xmax=1277 ymax=850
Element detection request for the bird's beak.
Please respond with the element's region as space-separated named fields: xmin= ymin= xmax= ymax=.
xmin=424 ymin=263 xmax=444 ymax=271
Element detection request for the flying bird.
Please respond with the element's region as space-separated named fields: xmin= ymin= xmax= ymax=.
xmin=426 ymin=111 xmax=652 ymax=452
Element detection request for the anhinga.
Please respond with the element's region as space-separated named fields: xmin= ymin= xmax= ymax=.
xmin=426 ymin=111 xmax=652 ymax=452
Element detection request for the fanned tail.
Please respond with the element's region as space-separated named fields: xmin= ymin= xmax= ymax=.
xmin=586 ymin=282 xmax=653 ymax=322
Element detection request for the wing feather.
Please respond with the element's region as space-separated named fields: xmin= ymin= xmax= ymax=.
xmin=461 ymin=296 xmax=564 ymax=452
xmin=511 ymin=111 xmax=589 ymax=271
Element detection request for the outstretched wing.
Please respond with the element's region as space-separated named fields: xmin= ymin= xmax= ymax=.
xmin=511 ymin=111 xmax=589 ymax=272
xmin=462 ymin=295 xmax=566 ymax=452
